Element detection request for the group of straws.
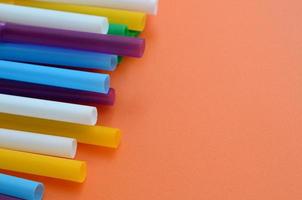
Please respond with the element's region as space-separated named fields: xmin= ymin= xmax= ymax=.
xmin=0 ymin=0 xmax=158 ymax=199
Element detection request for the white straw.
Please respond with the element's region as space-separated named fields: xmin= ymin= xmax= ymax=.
xmin=0 ymin=3 xmax=109 ymax=34
xmin=36 ymin=0 xmax=159 ymax=15
xmin=0 ymin=94 xmax=98 ymax=125
xmin=0 ymin=128 xmax=77 ymax=158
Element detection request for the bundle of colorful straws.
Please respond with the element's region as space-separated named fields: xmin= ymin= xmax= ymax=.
xmin=0 ymin=0 xmax=158 ymax=199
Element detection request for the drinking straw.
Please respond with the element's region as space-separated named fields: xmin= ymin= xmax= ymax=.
xmin=108 ymin=24 xmax=141 ymax=37
xmin=0 ymin=22 xmax=145 ymax=58
xmin=0 ymin=60 xmax=110 ymax=93
xmin=127 ymin=30 xmax=141 ymax=37
xmin=34 ymin=0 xmax=159 ymax=15
xmin=0 ymin=4 xmax=109 ymax=34
xmin=0 ymin=128 xmax=77 ymax=158
xmin=0 ymin=148 xmax=87 ymax=182
xmin=0 ymin=113 xmax=121 ymax=148
xmin=108 ymin=24 xmax=128 ymax=36
xmin=0 ymin=94 xmax=98 ymax=125
xmin=0 ymin=173 xmax=44 ymax=200
xmin=0 ymin=43 xmax=118 ymax=71
xmin=0 ymin=194 xmax=21 ymax=200
xmin=12 ymin=0 xmax=146 ymax=31
xmin=0 ymin=79 xmax=115 ymax=106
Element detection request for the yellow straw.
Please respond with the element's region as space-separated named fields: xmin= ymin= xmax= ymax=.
xmin=0 ymin=148 xmax=86 ymax=182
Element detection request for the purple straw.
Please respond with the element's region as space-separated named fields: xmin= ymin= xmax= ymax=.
xmin=0 ymin=79 xmax=115 ymax=106
xmin=0 ymin=194 xmax=21 ymax=200
xmin=0 ymin=22 xmax=145 ymax=58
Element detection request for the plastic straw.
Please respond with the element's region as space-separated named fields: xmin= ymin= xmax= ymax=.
xmin=0 ymin=4 xmax=108 ymax=34
xmin=0 ymin=194 xmax=21 ymax=200
xmin=0 ymin=128 xmax=77 ymax=158
xmin=13 ymin=0 xmax=146 ymax=31
xmin=0 ymin=173 xmax=44 ymax=200
xmin=0 ymin=22 xmax=145 ymax=57
xmin=0 ymin=79 xmax=115 ymax=106
xmin=108 ymin=24 xmax=128 ymax=36
xmin=108 ymin=24 xmax=140 ymax=37
xmin=127 ymin=30 xmax=141 ymax=37
xmin=35 ymin=0 xmax=159 ymax=15
xmin=0 ymin=113 xmax=121 ymax=148
xmin=0 ymin=60 xmax=110 ymax=93
xmin=0 ymin=43 xmax=118 ymax=71
xmin=0 ymin=148 xmax=87 ymax=182
xmin=0 ymin=94 xmax=98 ymax=125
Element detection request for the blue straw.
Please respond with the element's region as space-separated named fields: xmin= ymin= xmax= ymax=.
xmin=0 ymin=43 xmax=118 ymax=71
xmin=0 ymin=173 xmax=44 ymax=200
xmin=0 ymin=60 xmax=110 ymax=93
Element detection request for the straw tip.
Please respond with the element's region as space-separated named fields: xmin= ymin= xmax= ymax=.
xmin=103 ymin=75 xmax=110 ymax=94
xmin=137 ymin=38 xmax=146 ymax=58
xmin=90 ymin=107 xmax=98 ymax=125
xmin=101 ymin=18 xmax=109 ymax=34
xmin=109 ymin=56 xmax=118 ymax=71
xmin=77 ymin=162 xmax=87 ymax=183
xmin=113 ymin=129 xmax=122 ymax=148
xmin=108 ymin=88 xmax=116 ymax=105
xmin=151 ymin=0 xmax=159 ymax=15
xmin=34 ymin=183 xmax=45 ymax=200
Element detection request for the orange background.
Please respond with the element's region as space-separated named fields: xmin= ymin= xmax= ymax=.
xmin=2 ymin=0 xmax=302 ymax=199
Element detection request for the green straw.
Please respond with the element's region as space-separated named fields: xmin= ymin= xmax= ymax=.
xmin=109 ymin=24 xmax=141 ymax=37
xmin=108 ymin=24 xmax=128 ymax=36
xmin=127 ymin=30 xmax=141 ymax=37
